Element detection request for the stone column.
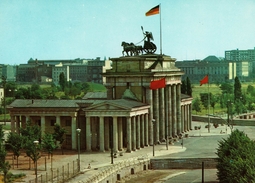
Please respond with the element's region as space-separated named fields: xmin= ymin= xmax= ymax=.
xmin=16 ymin=116 xmax=20 ymax=134
xmin=172 ymin=85 xmax=177 ymax=137
xmin=126 ymin=117 xmax=132 ymax=153
xmin=159 ymin=88 xmax=165 ymax=142
xmin=131 ymin=116 xmax=136 ymax=151
xmin=181 ymin=106 xmax=184 ymax=133
xmin=167 ymin=85 xmax=172 ymax=139
xmin=146 ymin=88 xmax=153 ymax=145
xmin=41 ymin=116 xmax=45 ymax=135
xmin=99 ymin=117 xmax=105 ymax=152
xmin=189 ymin=104 xmax=192 ymax=130
xmin=153 ymin=89 xmax=159 ymax=143
xmin=136 ymin=115 xmax=140 ymax=150
xmin=186 ymin=105 xmax=189 ymax=131
xmin=56 ymin=116 xmax=60 ymax=125
xmin=184 ymin=105 xmax=187 ymax=132
xmin=113 ymin=116 xmax=118 ymax=153
xmin=91 ymin=117 xmax=97 ymax=150
xmin=140 ymin=114 xmax=145 ymax=148
xmin=176 ymin=84 xmax=181 ymax=135
xmin=86 ymin=116 xmax=91 ymax=151
xmin=72 ymin=116 xmax=77 ymax=150
xmin=10 ymin=115 xmax=15 ymax=133
xmin=144 ymin=113 xmax=149 ymax=146
xmin=118 ymin=117 xmax=123 ymax=151
xmin=26 ymin=116 xmax=30 ymax=124
xmin=104 ymin=117 xmax=110 ymax=151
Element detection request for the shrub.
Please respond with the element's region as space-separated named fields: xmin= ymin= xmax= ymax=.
xmin=216 ymin=129 xmax=255 ymax=182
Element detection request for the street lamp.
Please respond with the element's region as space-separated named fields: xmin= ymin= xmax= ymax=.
xmin=152 ymin=119 xmax=155 ymax=157
xmin=2 ymin=76 xmax=6 ymax=125
xmin=33 ymin=140 xmax=39 ymax=183
xmin=227 ymin=100 xmax=233 ymax=132
xmin=76 ymin=128 xmax=81 ymax=172
xmin=110 ymin=121 xmax=114 ymax=164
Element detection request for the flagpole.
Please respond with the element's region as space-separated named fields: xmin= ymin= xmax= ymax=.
xmin=208 ymin=74 xmax=210 ymax=133
xmin=159 ymin=3 xmax=162 ymax=55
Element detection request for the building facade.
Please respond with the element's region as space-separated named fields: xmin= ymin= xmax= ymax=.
xmin=16 ymin=57 xmax=111 ymax=84
xmin=8 ymin=54 xmax=193 ymax=153
xmin=176 ymin=55 xmax=251 ymax=83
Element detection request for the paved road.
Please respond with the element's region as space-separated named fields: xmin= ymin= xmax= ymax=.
xmin=162 ymin=169 xmax=218 ymax=183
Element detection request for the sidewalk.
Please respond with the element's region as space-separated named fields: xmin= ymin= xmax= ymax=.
xmin=11 ymin=140 xmax=186 ymax=182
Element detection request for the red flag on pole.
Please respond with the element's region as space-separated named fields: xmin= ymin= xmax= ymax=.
xmin=145 ymin=5 xmax=160 ymax=16
xmin=150 ymin=78 xmax=166 ymax=90
xmin=200 ymin=75 xmax=209 ymax=86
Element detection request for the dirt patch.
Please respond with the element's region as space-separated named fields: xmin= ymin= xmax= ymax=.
xmin=6 ymin=149 xmax=76 ymax=170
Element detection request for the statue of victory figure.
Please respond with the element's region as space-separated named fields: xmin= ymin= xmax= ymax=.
xmin=121 ymin=26 xmax=157 ymax=57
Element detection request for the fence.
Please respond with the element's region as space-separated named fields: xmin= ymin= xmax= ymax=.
xmin=28 ymin=159 xmax=79 ymax=183
xmin=82 ymin=154 xmax=150 ymax=183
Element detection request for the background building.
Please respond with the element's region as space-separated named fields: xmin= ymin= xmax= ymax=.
xmin=15 ymin=57 xmax=111 ymax=84
xmin=176 ymin=55 xmax=251 ymax=83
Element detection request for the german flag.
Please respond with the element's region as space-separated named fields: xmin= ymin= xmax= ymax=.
xmin=145 ymin=5 xmax=160 ymax=16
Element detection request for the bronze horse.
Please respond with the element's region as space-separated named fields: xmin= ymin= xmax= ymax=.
xmin=121 ymin=42 xmax=143 ymax=56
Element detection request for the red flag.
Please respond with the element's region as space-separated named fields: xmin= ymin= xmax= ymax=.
xmin=200 ymin=75 xmax=208 ymax=86
xmin=145 ymin=5 xmax=160 ymax=16
xmin=150 ymin=78 xmax=166 ymax=90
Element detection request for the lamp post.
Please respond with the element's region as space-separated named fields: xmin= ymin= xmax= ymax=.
xmin=76 ymin=128 xmax=81 ymax=172
xmin=152 ymin=119 xmax=155 ymax=157
xmin=33 ymin=140 xmax=39 ymax=183
xmin=110 ymin=121 xmax=114 ymax=164
xmin=2 ymin=76 xmax=6 ymax=125
xmin=227 ymin=100 xmax=233 ymax=132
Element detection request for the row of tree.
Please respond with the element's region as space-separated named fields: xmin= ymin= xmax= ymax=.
xmin=1 ymin=72 xmax=91 ymax=114
xmin=191 ymin=76 xmax=255 ymax=116
xmin=0 ymin=122 xmax=66 ymax=182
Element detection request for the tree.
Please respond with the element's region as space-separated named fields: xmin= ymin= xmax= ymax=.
xmin=220 ymin=83 xmax=233 ymax=95
xmin=0 ymin=148 xmax=11 ymax=183
xmin=210 ymin=94 xmax=218 ymax=115
xmin=20 ymin=121 xmax=42 ymax=175
xmin=186 ymin=77 xmax=192 ymax=96
xmin=0 ymin=125 xmax=11 ymax=183
xmin=5 ymin=81 xmax=17 ymax=98
xmin=81 ymin=82 xmax=90 ymax=93
xmin=59 ymin=72 xmax=66 ymax=91
xmin=6 ymin=132 xmax=23 ymax=168
xmin=234 ymin=76 xmax=242 ymax=101
xmin=246 ymin=85 xmax=254 ymax=95
xmin=42 ymin=133 xmax=58 ymax=170
xmin=200 ymin=93 xmax=212 ymax=109
xmin=216 ymin=129 xmax=255 ymax=182
xmin=30 ymin=83 xmax=44 ymax=99
xmin=181 ymin=79 xmax=186 ymax=94
xmin=192 ymin=97 xmax=202 ymax=114
xmin=52 ymin=123 xmax=67 ymax=154
xmin=181 ymin=77 xmax=192 ymax=96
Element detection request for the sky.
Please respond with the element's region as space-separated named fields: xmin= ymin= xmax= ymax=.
xmin=1 ymin=0 xmax=255 ymax=65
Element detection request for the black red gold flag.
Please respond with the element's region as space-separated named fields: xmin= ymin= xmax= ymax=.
xmin=145 ymin=5 xmax=160 ymax=16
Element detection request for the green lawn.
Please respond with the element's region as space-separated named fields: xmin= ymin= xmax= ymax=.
xmin=191 ymin=82 xmax=255 ymax=116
